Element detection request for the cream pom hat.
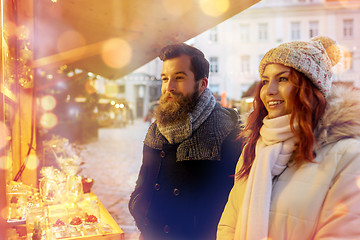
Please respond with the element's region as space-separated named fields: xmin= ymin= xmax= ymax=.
xmin=259 ymin=36 xmax=341 ymax=97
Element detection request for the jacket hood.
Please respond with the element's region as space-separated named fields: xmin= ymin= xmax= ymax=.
xmin=315 ymin=84 xmax=360 ymax=147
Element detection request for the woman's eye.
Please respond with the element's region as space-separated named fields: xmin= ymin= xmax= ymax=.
xmin=262 ymin=80 xmax=269 ymax=85
xmin=279 ymin=77 xmax=288 ymax=82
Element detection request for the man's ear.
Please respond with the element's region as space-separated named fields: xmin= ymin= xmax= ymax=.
xmin=199 ymin=77 xmax=208 ymax=93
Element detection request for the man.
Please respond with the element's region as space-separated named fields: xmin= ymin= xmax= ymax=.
xmin=129 ymin=43 xmax=242 ymax=240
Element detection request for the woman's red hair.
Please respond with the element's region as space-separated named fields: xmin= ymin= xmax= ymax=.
xmin=236 ymin=68 xmax=326 ymax=180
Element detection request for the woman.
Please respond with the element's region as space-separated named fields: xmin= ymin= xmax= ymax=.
xmin=217 ymin=36 xmax=360 ymax=239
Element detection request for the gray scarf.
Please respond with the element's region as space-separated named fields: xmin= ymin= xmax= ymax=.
xmin=157 ymin=88 xmax=216 ymax=144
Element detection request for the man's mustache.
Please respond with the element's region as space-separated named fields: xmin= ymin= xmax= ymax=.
xmin=161 ymin=92 xmax=183 ymax=102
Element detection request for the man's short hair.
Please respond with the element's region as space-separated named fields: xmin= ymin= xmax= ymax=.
xmin=159 ymin=43 xmax=209 ymax=82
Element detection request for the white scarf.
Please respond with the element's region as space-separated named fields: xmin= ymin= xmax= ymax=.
xmin=235 ymin=114 xmax=298 ymax=240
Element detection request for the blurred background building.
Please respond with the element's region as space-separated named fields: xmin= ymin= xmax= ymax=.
xmin=123 ymin=0 xmax=360 ymax=114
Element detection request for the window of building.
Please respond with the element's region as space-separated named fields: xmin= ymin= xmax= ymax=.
xmin=258 ymin=23 xmax=268 ymax=41
xmin=309 ymin=21 xmax=319 ymax=38
xmin=209 ymin=57 xmax=219 ymax=74
xmin=291 ymin=22 xmax=301 ymax=40
xmin=239 ymin=24 xmax=250 ymax=42
xmin=241 ymin=55 xmax=250 ymax=73
xmin=209 ymin=27 xmax=218 ymax=43
xmin=343 ymin=19 xmax=354 ymax=39
xmin=344 ymin=51 xmax=353 ymax=71
xmin=118 ymin=85 xmax=125 ymax=94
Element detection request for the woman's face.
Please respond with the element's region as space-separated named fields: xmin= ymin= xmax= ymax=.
xmin=260 ymin=64 xmax=294 ymax=119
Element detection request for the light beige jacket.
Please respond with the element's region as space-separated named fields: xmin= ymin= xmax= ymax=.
xmin=217 ymin=85 xmax=360 ymax=240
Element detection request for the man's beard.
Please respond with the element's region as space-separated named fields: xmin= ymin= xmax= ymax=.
xmin=154 ymin=88 xmax=200 ymax=125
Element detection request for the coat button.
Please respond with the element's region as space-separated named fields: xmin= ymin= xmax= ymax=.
xmin=163 ymin=225 xmax=170 ymax=234
xmin=154 ymin=183 xmax=160 ymax=191
xmin=160 ymin=151 xmax=166 ymax=158
xmin=173 ymin=188 xmax=180 ymax=196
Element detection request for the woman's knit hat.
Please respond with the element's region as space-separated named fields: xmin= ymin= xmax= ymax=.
xmin=259 ymin=36 xmax=341 ymax=97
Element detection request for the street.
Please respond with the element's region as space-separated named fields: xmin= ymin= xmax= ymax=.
xmin=79 ymin=119 xmax=150 ymax=240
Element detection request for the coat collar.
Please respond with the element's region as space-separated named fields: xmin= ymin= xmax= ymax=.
xmin=315 ymin=85 xmax=360 ymax=148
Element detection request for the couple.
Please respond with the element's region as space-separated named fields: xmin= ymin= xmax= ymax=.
xmin=129 ymin=37 xmax=360 ymax=240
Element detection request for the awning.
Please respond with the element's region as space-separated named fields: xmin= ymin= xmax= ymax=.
xmin=32 ymin=0 xmax=261 ymax=79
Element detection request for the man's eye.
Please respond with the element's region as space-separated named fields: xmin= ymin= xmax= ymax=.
xmin=176 ymin=76 xmax=184 ymax=80
xmin=162 ymin=78 xmax=168 ymax=82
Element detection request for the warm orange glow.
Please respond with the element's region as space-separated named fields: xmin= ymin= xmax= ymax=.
xmin=0 ymin=156 xmax=8 ymax=170
xmin=333 ymin=202 xmax=348 ymax=217
xmin=1 ymin=207 xmax=8 ymax=220
xmin=40 ymin=113 xmax=58 ymax=129
xmin=84 ymin=80 xmax=97 ymax=94
xmin=16 ymin=25 xmax=30 ymax=40
xmin=0 ymin=121 xmax=10 ymax=150
xmin=199 ymin=0 xmax=229 ymax=17
xmin=41 ymin=95 xmax=57 ymax=111
xmin=162 ymin=0 xmax=193 ymax=16
xmin=101 ymin=38 xmax=132 ymax=69
xmin=356 ymin=177 xmax=360 ymax=189
xmin=57 ymin=30 xmax=86 ymax=53
xmin=25 ymin=154 xmax=40 ymax=170
xmin=5 ymin=21 xmax=17 ymax=37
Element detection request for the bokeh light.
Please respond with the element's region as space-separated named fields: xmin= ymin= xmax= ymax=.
xmin=199 ymin=0 xmax=229 ymax=17
xmin=25 ymin=154 xmax=40 ymax=170
xmin=84 ymin=80 xmax=97 ymax=94
xmin=101 ymin=38 xmax=132 ymax=69
xmin=40 ymin=113 xmax=58 ymax=129
xmin=57 ymin=30 xmax=86 ymax=53
xmin=356 ymin=176 xmax=360 ymax=189
xmin=162 ymin=0 xmax=193 ymax=17
xmin=40 ymin=95 xmax=57 ymax=111
xmin=331 ymin=44 xmax=353 ymax=76
xmin=17 ymin=25 xmax=30 ymax=40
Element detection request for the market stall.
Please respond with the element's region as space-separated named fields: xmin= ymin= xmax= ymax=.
xmin=6 ymin=137 xmax=124 ymax=239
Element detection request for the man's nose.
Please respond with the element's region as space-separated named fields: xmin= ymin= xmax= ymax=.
xmin=166 ymin=78 xmax=176 ymax=92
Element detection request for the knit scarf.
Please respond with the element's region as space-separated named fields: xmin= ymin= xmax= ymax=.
xmin=157 ymin=88 xmax=216 ymax=144
xmin=235 ymin=114 xmax=298 ymax=240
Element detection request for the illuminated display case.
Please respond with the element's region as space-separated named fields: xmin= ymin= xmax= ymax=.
xmin=1 ymin=1 xmax=124 ymax=239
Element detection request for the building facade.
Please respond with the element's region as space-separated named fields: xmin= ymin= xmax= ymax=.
xmin=115 ymin=0 xmax=360 ymax=116
xmin=192 ymin=0 xmax=360 ymax=101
